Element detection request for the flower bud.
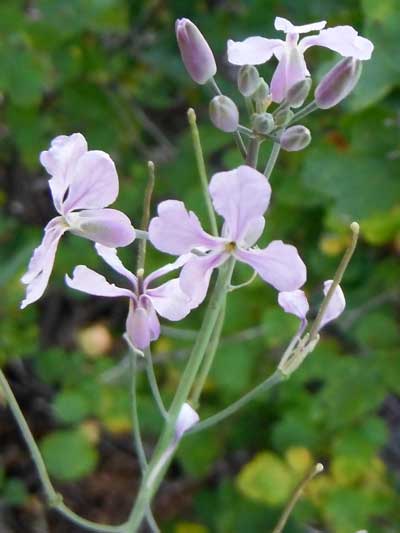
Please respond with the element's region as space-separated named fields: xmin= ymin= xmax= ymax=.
xmin=175 ymin=18 xmax=217 ymax=85
xmin=253 ymin=78 xmax=271 ymax=110
xmin=315 ymin=57 xmax=362 ymax=109
xmin=280 ymin=125 xmax=311 ymax=151
xmin=273 ymin=107 xmax=294 ymax=127
xmin=209 ymin=95 xmax=239 ymax=132
xmin=285 ymin=78 xmax=312 ymax=108
xmin=237 ymin=65 xmax=260 ymax=97
xmin=251 ymin=112 xmax=275 ymax=135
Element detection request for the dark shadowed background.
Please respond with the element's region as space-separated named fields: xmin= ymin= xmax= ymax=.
xmin=0 ymin=1 xmax=399 ymax=532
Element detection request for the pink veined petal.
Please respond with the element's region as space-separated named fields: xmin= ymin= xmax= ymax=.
xmin=62 ymin=150 xmax=119 ymax=213
xmin=278 ymin=289 xmax=309 ymax=320
xmin=175 ymin=403 xmax=199 ymax=441
xmin=21 ymin=217 xmax=68 ymax=308
xmin=144 ymin=253 xmax=193 ymax=289
xmin=95 ymin=244 xmax=137 ymax=289
xmin=147 ymin=279 xmax=192 ymax=320
xmin=275 ymin=16 xmax=326 ymax=34
xmin=319 ymin=280 xmax=346 ymax=329
xmin=234 ymin=240 xmax=307 ymax=291
xmin=40 ymin=133 xmax=88 ymax=213
xmin=271 ymin=46 xmax=309 ymax=103
xmin=227 ymin=37 xmax=284 ymax=66
xmin=299 ymin=26 xmax=374 ymax=59
xmin=66 ymin=265 xmax=134 ymax=299
xmin=148 ymin=200 xmax=219 ymax=255
xmin=209 ymin=165 xmax=271 ymax=243
xmin=67 ymin=208 xmax=136 ymax=247
xmin=180 ymin=251 xmax=228 ymax=307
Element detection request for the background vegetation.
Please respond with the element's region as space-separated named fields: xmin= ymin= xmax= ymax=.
xmin=0 ymin=1 xmax=399 ymax=532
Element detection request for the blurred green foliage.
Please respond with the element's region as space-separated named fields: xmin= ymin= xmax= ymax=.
xmin=0 ymin=1 xmax=399 ymax=532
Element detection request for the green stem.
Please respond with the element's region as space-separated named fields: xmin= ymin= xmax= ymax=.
xmin=189 ymin=370 xmax=284 ymax=435
xmin=272 ymin=463 xmax=324 ymax=533
xmin=0 ymin=369 xmax=124 ymax=533
xmin=125 ymin=258 xmax=236 ymax=531
xmin=145 ymin=347 xmax=168 ymax=419
xmin=264 ymin=142 xmax=281 ymax=179
xmin=246 ymin=137 xmax=261 ymax=168
xmin=129 ymin=349 xmax=148 ymax=470
xmin=289 ymin=101 xmax=318 ymax=124
xmin=137 ymin=161 xmax=155 ymax=273
xmin=190 ymin=300 xmax=226 ymax=408
xmin=187 ymin=108 xmax=218 ymax=236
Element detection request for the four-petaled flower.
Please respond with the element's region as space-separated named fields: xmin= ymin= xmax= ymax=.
xmin=149 ymin=165 xmax=307 ymax=306
xmin=227 ymin=16 xmax=373 ymax=102
xmin=21 ymin=133 xmax=135 ymax=309
xmin=66 ymin=244 xmax=193 ymax=350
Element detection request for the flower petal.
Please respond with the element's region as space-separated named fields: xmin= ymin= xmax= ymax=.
xmin=144 ymin=253 xmax=193 ymax=288
xmin=126 ymin=298 xmax=160 ymax=350
xmin=65 ymin=265 xmax=134 ymax=298
xmin=300 ymin=26 xmax=373 ymax=59
xmin=62 ymin=150 xmax=119 ymax=212
xmin=148 ymin=200 xmax=219 ymax=255
xmin=278 ymin=289 xmax=309 ymax=320
xmin=271 ymin=47 xmax=309 ymax=103
xmin=180 ymin=251 xmax=228 ymax=307
xmin=175 ymin=403 xmax=199 ymax=441
xmin=94 ymin=244 xmax=137 ymax=289
xmin=275 ymin=16 xmax=326 ymax=34
xmin=227 ymin=37 xmax=284 ymax=66
xmin=234 ymin=240 xmax=306 ymax=291
xmin=320 ymin=280 xmax=346 ymax=329
xmin=241 ymin=216 xmax=266 ymax=248
xmin=21 ymin=217 xmax=68 ymax=308
xmin=68 ymin=208 xmax=135 ymax=247
xmin=147 ymin=279 xmax=192 ymax=320
xmin=40 ymin=133 xmax=88 ymax=213
xmin=209 ymin=165 xmax=271 ymax=243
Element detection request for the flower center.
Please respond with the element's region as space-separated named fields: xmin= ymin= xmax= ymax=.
xmin=225 ymin=241 xmax=236 ymax=252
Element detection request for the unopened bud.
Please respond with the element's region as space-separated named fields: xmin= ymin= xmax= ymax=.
xmin=315 ymin=57 xmax=362 ymax=109
xmin=209 ymin=95 xmax=239 ymax=132
xmin=237 ymin=65 xmax=260 ymax=97
xmin=253 ymin=78 xmax=271 ymax=110
xmin=273 ymin=107 xmax=294 ymax=127
xmin=175 ymin=18 xmax=217 ymax=85
xmin=252 ymin=113 xmax=275 ymax=135
xmin=280 ymin=125 xmax=311 ymax=151
xmin=175 ymin=403 xmax=199 ymax=441
xmin=286 ymin=78 xmax=312 ymax=108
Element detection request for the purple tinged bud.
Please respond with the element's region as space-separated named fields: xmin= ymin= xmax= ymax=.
xmin=315 ymin=57 xmax=362 ymax=109
xmin=280 ymin=125 xmax=311 ymax=151
xmin=273 ymin=107 xmax=294 ymax=127
xmin=252 ymin=112 xmax=275 ymax=134
xmin=285 ymin=78 xmax=312 ymax=108
xmin=175 ymin=18 xmax=217 ymax=85
xmin=209 ymin=95 xmax=239 ymax=132
xmin=237 ymin=65 xmax=260 ymax=97
xmin=253 ymin=78 xmax=271 ymax=110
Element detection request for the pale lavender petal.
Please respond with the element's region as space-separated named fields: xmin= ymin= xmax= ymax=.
xmin=180 ymin=251 xmax=228 ymax=307
xmin=227 ymin=37 xmax=284 ymax=66
xmin=319 ymin=280 xmax=346 ymax=329
xmin=209 ymin=165 xmax=271 ymax=243
xmin=140 ymin=295 xmax=161 ymax=341
xmin=275 ymin=17 xmax=326 ymax=34
xmin=271 ymin=47 xmax=309 ymax=103
xmin=144 ymin=253 xmax=193 ymax=289
xmin=21 ymin=217 xmax=68 ymax=308
xmin=147 ymin=279 xmax=192 ymax=320
xmin=300 ymin=26 xmax=374 ymax=59
xmin=234 ymin=240 xmax=306 ymax=291
xmin=148 ymin=200 xmax=219 ymax=255
xmin=126 ymin=304 xmax=151 ymax=350
xmin=40 ymin=133 xmax=87 ymax=213
xmin=278 ymin=290 xmax=309 ymax=320
xmin=65 ymin=266 xmax=134 ymax=299
xmin=62 ymin=150 xmax=119 ymax=212
xmin=67 ymin=208 xmax=135 ymax=247
xmin=95 ymin=244 xmax=137 ymax=289
xmin=241 ymin=216 xmax=265 ymax=248
xmin=175 ymin=403 xmax=199 ymax=441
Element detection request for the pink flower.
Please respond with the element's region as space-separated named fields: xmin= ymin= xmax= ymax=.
xmin=278 ymin=280 xmax=345 ymax=330
xmin=21 ymin=133 xmax=135 ymax=309
xmin=227 ymin=16 xmax=373 ymax=102
xmin=149 ymin=165 xmax=306 ymax=306
xmin=66 ymin=244 xmax=193 ymax=350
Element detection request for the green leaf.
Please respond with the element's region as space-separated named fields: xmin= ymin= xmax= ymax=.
xmin=40 ymin=429 xmax=98 ymax=481
xmin=53 ymin=390 xmax=91 ymax=424
xmin=2 ymin=478 xmax=29 ymax=506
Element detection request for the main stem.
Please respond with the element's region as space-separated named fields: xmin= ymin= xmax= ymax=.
xmin=125 ymin=258 xmax=235 ymax=531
